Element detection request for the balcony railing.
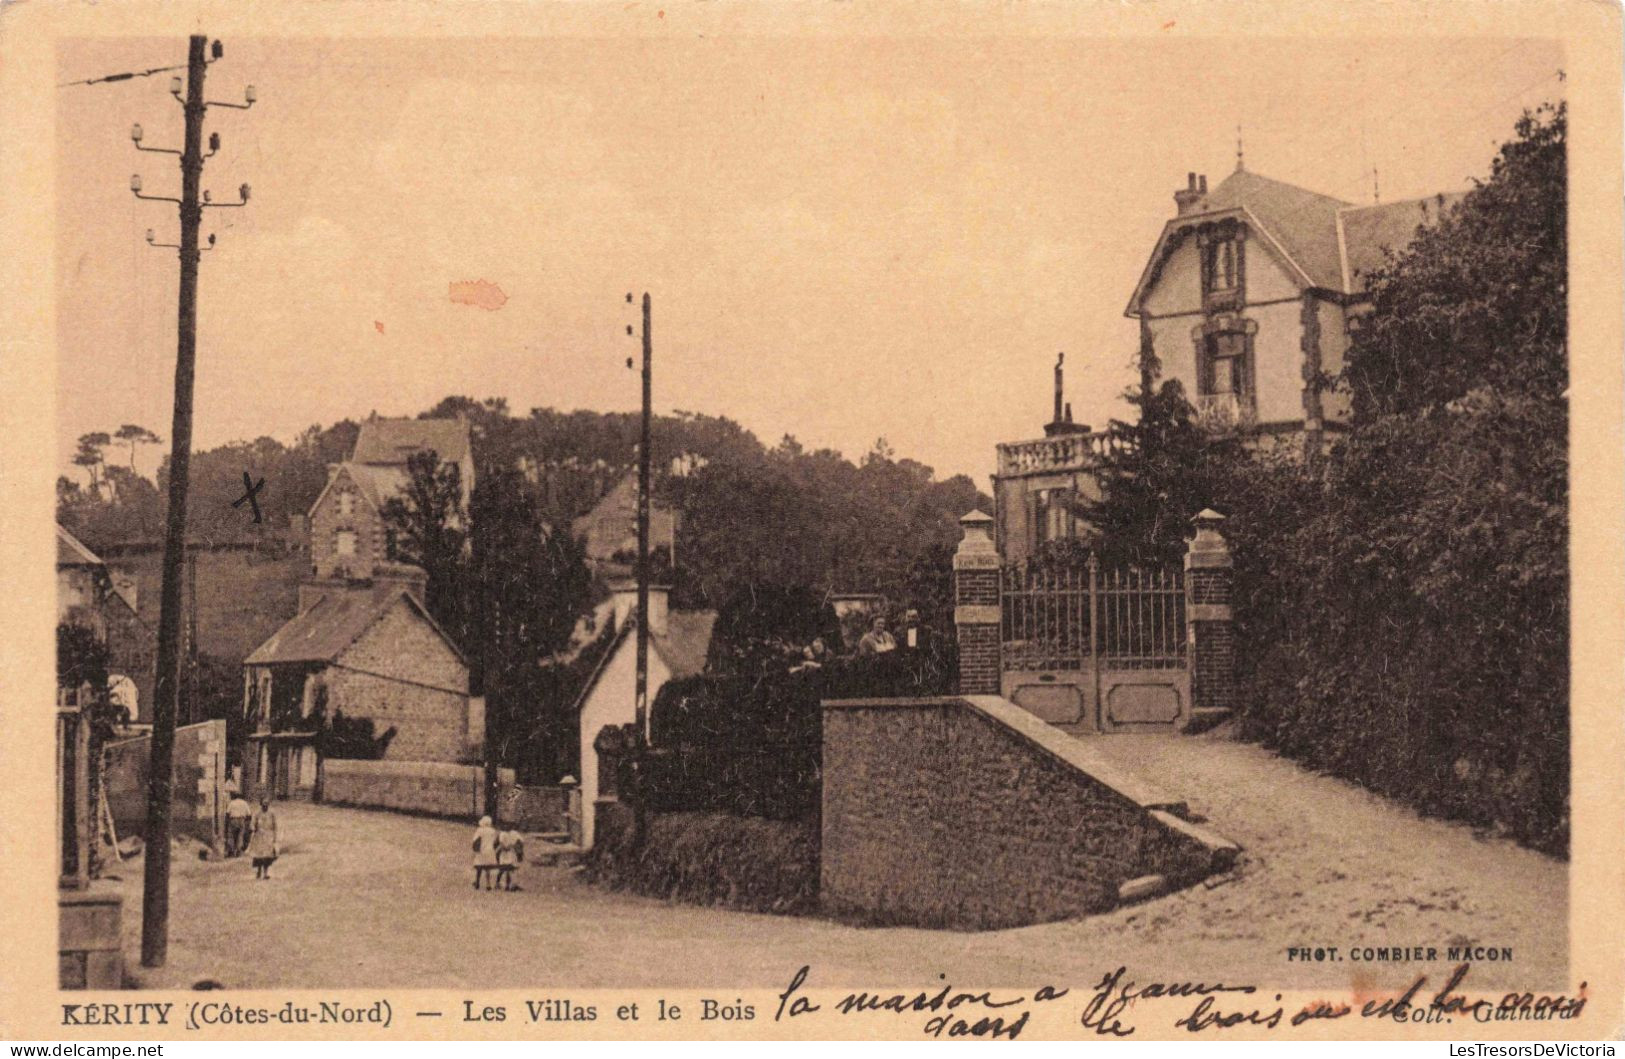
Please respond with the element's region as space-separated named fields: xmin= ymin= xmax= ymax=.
xmin=996 ymin=432 xmax=1119 ymax=477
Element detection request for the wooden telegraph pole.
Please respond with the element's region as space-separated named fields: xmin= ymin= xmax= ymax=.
xmin=634 ymin=293 xmax=652 ymax=741
xmin=131 ymin=34 xmax=254 ymax=968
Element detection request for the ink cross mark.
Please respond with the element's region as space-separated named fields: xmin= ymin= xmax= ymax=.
xmin=232 ymin=471 xmax=266 ymax=523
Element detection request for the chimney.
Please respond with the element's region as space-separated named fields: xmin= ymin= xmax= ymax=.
xmin=609 ymin=578 xmax=670 ymax=637
xmin=1174 ymin=172 xmax=1206 ymax=216
xmin=375 ymin=562 xmax=429 ymax=607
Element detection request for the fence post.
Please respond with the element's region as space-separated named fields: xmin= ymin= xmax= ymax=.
xmin=1184 ymin=508 xmax=1237 ymax=727
xmin=953 ymin=510 xmax=1002 ymax=696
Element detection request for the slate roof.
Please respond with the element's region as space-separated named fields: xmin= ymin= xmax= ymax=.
xmin=569 ymin=608 xmax=718 ymax=715
xmin=57 ymin=524 xmax=103 ymax=567
xmin=351 ymin=417 xmax=471 ymax=467
xmin=1337 ymin=193 xmax=1467 ymax=289
xmin=652 ymin=610 xmax=717 ymax=680
xmin=245 ymin=584 xmax=442 ymax=665
xmin=343 ymin=462 xmax=409 ymax=511
xmin=1203 ymin=169 xmax=1353 ymax=291
xmin=1127 ymin=169 xmax=1468 ymax=311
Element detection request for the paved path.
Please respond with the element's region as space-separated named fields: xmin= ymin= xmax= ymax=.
xmin=111 ymin=730 xmax=1565 ymax=991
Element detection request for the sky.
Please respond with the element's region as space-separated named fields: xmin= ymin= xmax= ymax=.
xmin=55 ymin=32 xmax=1564 ymax=486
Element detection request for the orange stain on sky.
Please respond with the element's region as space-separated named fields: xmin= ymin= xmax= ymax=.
xmin=374 ymin=320 xmax=385 ymax=334
xmin=448 ymin=279 xmax=509 ymax=311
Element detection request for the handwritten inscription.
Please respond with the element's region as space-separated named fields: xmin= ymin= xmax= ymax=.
xmin=774 ymin=963 xmax=1586 ymax=1039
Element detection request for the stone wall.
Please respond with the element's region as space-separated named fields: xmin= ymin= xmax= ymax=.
xmin=320 ymin=758 xmax=566 ymax=829
xmin=821 ymin=695 xmax=1234 ymax=929
xmin=103 ymin=719 xmax=226 ymax=849
xmin=330 ymin=598 xmax=472 ymax=763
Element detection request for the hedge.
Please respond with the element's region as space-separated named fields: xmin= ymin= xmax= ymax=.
xmin=1217 ymin=389 xmax=1567 ymax=855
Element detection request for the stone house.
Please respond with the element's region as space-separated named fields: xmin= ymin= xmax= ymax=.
xmin=56 ymin=525 xmax=154 ymax=724
xmin=572 ymin=583 xmax=714 ymax=849
xmin=241 ymin=584 xmax=476 ymax=799
xmin=995 ymin=164 xmax=1463 ymax=562
xmin=305 ymin=415 xmax=474 ymax=590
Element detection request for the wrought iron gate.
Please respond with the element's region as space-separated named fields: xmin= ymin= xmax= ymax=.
xmin=999 ymin=554 xmax=1190 ymax=730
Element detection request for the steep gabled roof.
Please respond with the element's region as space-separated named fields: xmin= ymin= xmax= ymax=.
xmin=652 ymin=610 xmax=717 ymax=680
xmin=569 ymin=609 xmax=718 ymax=715
xmin=351 ymin=417 xmax=471 ymax=467
xmin=1202 ymin=169 xmax=1352 ymax=292
xmin=244 ymin=584 xmax=460 ymax=666
xmin=305 ymin=462 xmax=410 ymax=522
xmin=1126 ymin=169 xmax=1466 ymax=314
xmin=56 ymin=524 xmax=104 ymax=567
xmin=571 ymin=473 xmax=679 ymax=563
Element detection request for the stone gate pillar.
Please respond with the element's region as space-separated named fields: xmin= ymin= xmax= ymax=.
xmin=1185 ymin=509 xmax=1237 ymax=723
xmin=953 ymin=510 xmax=1002 ymax=696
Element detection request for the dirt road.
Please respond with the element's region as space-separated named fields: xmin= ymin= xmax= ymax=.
xmin=111 ymin=730 xmax=1564 ymax=993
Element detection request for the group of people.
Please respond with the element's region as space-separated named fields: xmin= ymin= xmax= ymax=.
xmin=471 ymin=815 xmax=525 ymax=891
xmin=223 ymin=791 xmax=279 ymax=880
xmin=788 ymin=612 xmax=919 ymax=672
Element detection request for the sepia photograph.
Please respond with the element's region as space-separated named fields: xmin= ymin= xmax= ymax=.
xmin=5 ymin=0 xmax=1622 ymax=1044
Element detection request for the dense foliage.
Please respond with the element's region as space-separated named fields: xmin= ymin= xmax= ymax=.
xmin=1346 ymin=104 xmax=1567 ymax=416
xmin=1084 ymin=103 xmax=1569 ymax=854
xmin=60 ymin=400 xmax=985 ymax=625
xmin=56 ymin=622 xmax=127 ymax=877
xmin=643 ymin=647 xmax=957 ymax=821
xmin=380 ymin=457 xmax=596 ymax=782
xmin=585 ymin=810 xmax=819 ymax=915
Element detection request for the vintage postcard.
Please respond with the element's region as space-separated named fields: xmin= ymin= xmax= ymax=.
xmin=1 ymin=0 xmax=1621 ymax=1044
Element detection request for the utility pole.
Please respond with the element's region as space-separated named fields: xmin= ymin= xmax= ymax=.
xmin=184 ymin=544 xmax=199 ymax=727
xmin=634 ymin=293 xmax=652 ymax=742
xmin=130 ymin=33 xmax=254 ymax=968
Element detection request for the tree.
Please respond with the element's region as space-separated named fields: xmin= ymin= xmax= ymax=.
xmin=379 ymin=449 xmax=470 ymax=646
xmin=1080 ymin=371 xmax=1239 ymax=567
xmin=1345 ymin=101 xmax=1566 ymax=417
xmin=113 ymin=424 xmax=162 ymax=471
xmin=469 ymin=468 xmax=594 ymax=781
xmin=73 ymin=432 xmax=110 ymax=497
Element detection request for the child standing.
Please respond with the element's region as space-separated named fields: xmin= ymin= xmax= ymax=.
xmin=472 ymin=815 xmax=498 ymax=890
xmin=496 ymin=829 xmax=524 ymax=891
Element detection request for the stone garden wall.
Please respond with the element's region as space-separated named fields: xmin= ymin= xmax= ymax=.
xmin=820 ymin=695 xmax=1236 ymax=929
